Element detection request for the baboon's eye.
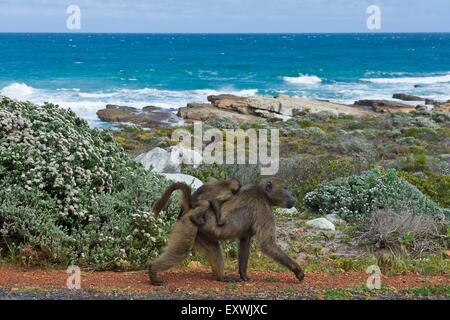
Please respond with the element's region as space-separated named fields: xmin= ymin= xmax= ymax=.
xmin=266 ymin=181 xmax=272 ymax=192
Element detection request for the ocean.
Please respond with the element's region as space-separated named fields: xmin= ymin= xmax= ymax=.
xmin=1 ymin=33 xmax=450 ymax=126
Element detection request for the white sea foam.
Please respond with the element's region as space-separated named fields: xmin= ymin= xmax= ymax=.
xmin=283 ymin=74 xmax=322 ymax=85
xmin=0 ymin=82 xmax=258 ymax=125
xmin=1 ymin=83 xmax=35 ymax=99
xmin=361 ymin=73 xmax=450 ymax=85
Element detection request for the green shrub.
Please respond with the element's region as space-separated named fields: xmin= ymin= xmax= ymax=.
xmin=0 ymin=97 xmax=178 ymax=269
xmin=398 ymin=170 xmax=450 ymax=208
xmin=304 ymin=168 xmax=450 ymax=221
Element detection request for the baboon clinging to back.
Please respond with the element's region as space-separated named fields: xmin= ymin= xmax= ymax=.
xmin=153 ymin=177 xmax=241 ymax=226
xmin=148 ymin=177 xmax=304 ymax=285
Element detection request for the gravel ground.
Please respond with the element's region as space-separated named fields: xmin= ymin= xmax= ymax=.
xmin=1 ymin=288 xmax=448 ymax=300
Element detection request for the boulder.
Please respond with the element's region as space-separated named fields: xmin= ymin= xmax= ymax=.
xmin=169 ymin=145 xmax=202 ymax=168
xmin=135 ymin=147 xmax=178 ymax=173
xmin=306 ymin=218 xmax=336 ymax=231
xmin=136 ymin=145 xmax=203 ymax=173
xmin=325 ymin=214 xmax=346 ymax=225
xmin=97 ymin=104 xmax=180 ymax=128
xmin=354 ymin=100 xmax=416 ymax=113
xmin=161 ymin=173 xmax=203 ymax=189
xmin=392 ymin=93 xmax=423 ymax=101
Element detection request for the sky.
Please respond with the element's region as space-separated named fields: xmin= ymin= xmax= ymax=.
xmin=0 ymin=0 xmax=448 ymax=33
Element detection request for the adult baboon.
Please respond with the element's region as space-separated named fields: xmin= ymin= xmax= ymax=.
xmin=148 ymin=177 xmax=304 ymax=285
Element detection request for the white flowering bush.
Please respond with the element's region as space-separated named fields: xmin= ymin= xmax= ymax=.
xmin=304 ymin=168 xmax=450 ymax=221
xmin=0 ymin=96 xmax=178 ymax=269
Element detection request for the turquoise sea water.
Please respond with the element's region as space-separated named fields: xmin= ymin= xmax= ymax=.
xmin=1 ymin=33 xmax=450 ymax=124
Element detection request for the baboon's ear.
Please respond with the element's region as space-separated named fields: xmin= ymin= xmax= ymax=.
xmin=207 ymin=177 xmax=219 ymax=183
xmin=265 ymin=181 xmax=273 ymax=192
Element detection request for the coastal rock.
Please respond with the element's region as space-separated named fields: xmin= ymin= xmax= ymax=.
xmin=270 ymin=95 xmax=371 ymax=116
xmin=306 ymin=218 xmax=336 ymax=231
xmin=180 ymin=94 xmax=372 ymax=123
xmin=97 ymin=104 xmax=180 ymax=128
xmin=161 ymin=173 xmax=203 ymax=189
xmin=178 ymin=102 xmax=262 ymax=123
xmin=392 ymin=93 xmax=423 ymax=101
xmin=354 ymin=99 xmax=416 ymax=113
xmin=434 ymin=102 xmax=450 ymax=112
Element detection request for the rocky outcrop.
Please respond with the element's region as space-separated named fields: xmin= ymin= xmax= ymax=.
xmin=97 ymin=104 xmax=180 ymax=128
xmin=179 ymin=94 xmax=372 ymax=123
xmin=392 ymin=93 xmax=423 ymax=101
xmin=354 ymin=99 xmax=416 ymax=113
xmin=178 ymin=102 xmax=262 ymax=123
xmin=434 ymin=102 xmax=450 ymax=112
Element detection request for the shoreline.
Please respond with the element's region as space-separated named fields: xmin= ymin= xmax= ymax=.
xmin=2 ymin=90 xmax=448 ymax=129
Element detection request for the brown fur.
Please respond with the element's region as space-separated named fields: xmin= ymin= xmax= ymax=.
xmin=148 ymin=177 xmax=304 ymax=285
xmin=152 ymin=182 xmax=192 ymax=215
xmin=152 ymin=177 xmax=241 ymax=227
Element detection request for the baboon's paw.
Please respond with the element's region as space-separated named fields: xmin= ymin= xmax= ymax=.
xmin=240 ymin=274 xmax=250 ymax=281
xmin=150 ymin=279 xmax=165 ymax=286
xmin=219 ymin=275 xmax=242 ymax=283
xmin=295 ymin=270 xmax=305 ymax=282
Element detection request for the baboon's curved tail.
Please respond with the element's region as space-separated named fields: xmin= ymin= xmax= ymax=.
xmin=152 ymin=182 xmax=192 ymax=215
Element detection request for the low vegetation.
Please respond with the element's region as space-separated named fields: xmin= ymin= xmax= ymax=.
xmin=129 ymin=111 xmax=450 ymax=267
xmin=1 ymin=97 xmax=448 ymax=278
xmin=0 ymin=97 xmax=179 ymax=269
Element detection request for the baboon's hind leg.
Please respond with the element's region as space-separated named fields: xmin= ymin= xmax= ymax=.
xmin=148 ymin=216 xmax=198 ymax=285
xmin=194 ymin=234 xmax=239 ymax=282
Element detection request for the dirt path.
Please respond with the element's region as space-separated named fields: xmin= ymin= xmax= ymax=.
xmin=0 ymin=265 xmax=448 ymax=299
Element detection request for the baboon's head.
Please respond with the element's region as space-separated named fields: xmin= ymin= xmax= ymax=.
xmin=260 ymin=177 xmax=296 ymax=209
xmin=227 ymin=177 xmax=241 ymax=194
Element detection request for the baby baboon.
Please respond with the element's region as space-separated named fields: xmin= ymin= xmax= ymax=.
xmin=153 ymin=177 xmax=241 ymax=227
xmin=148 ymin=177 xmax=304 ymax=286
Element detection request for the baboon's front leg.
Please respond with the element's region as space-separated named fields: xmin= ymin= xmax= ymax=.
xmin=238 ymin=237 xmax=251 ymax=281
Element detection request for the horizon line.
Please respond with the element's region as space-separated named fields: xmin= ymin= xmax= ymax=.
xmin=1 ymin=31 xmax=450 ymax=35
